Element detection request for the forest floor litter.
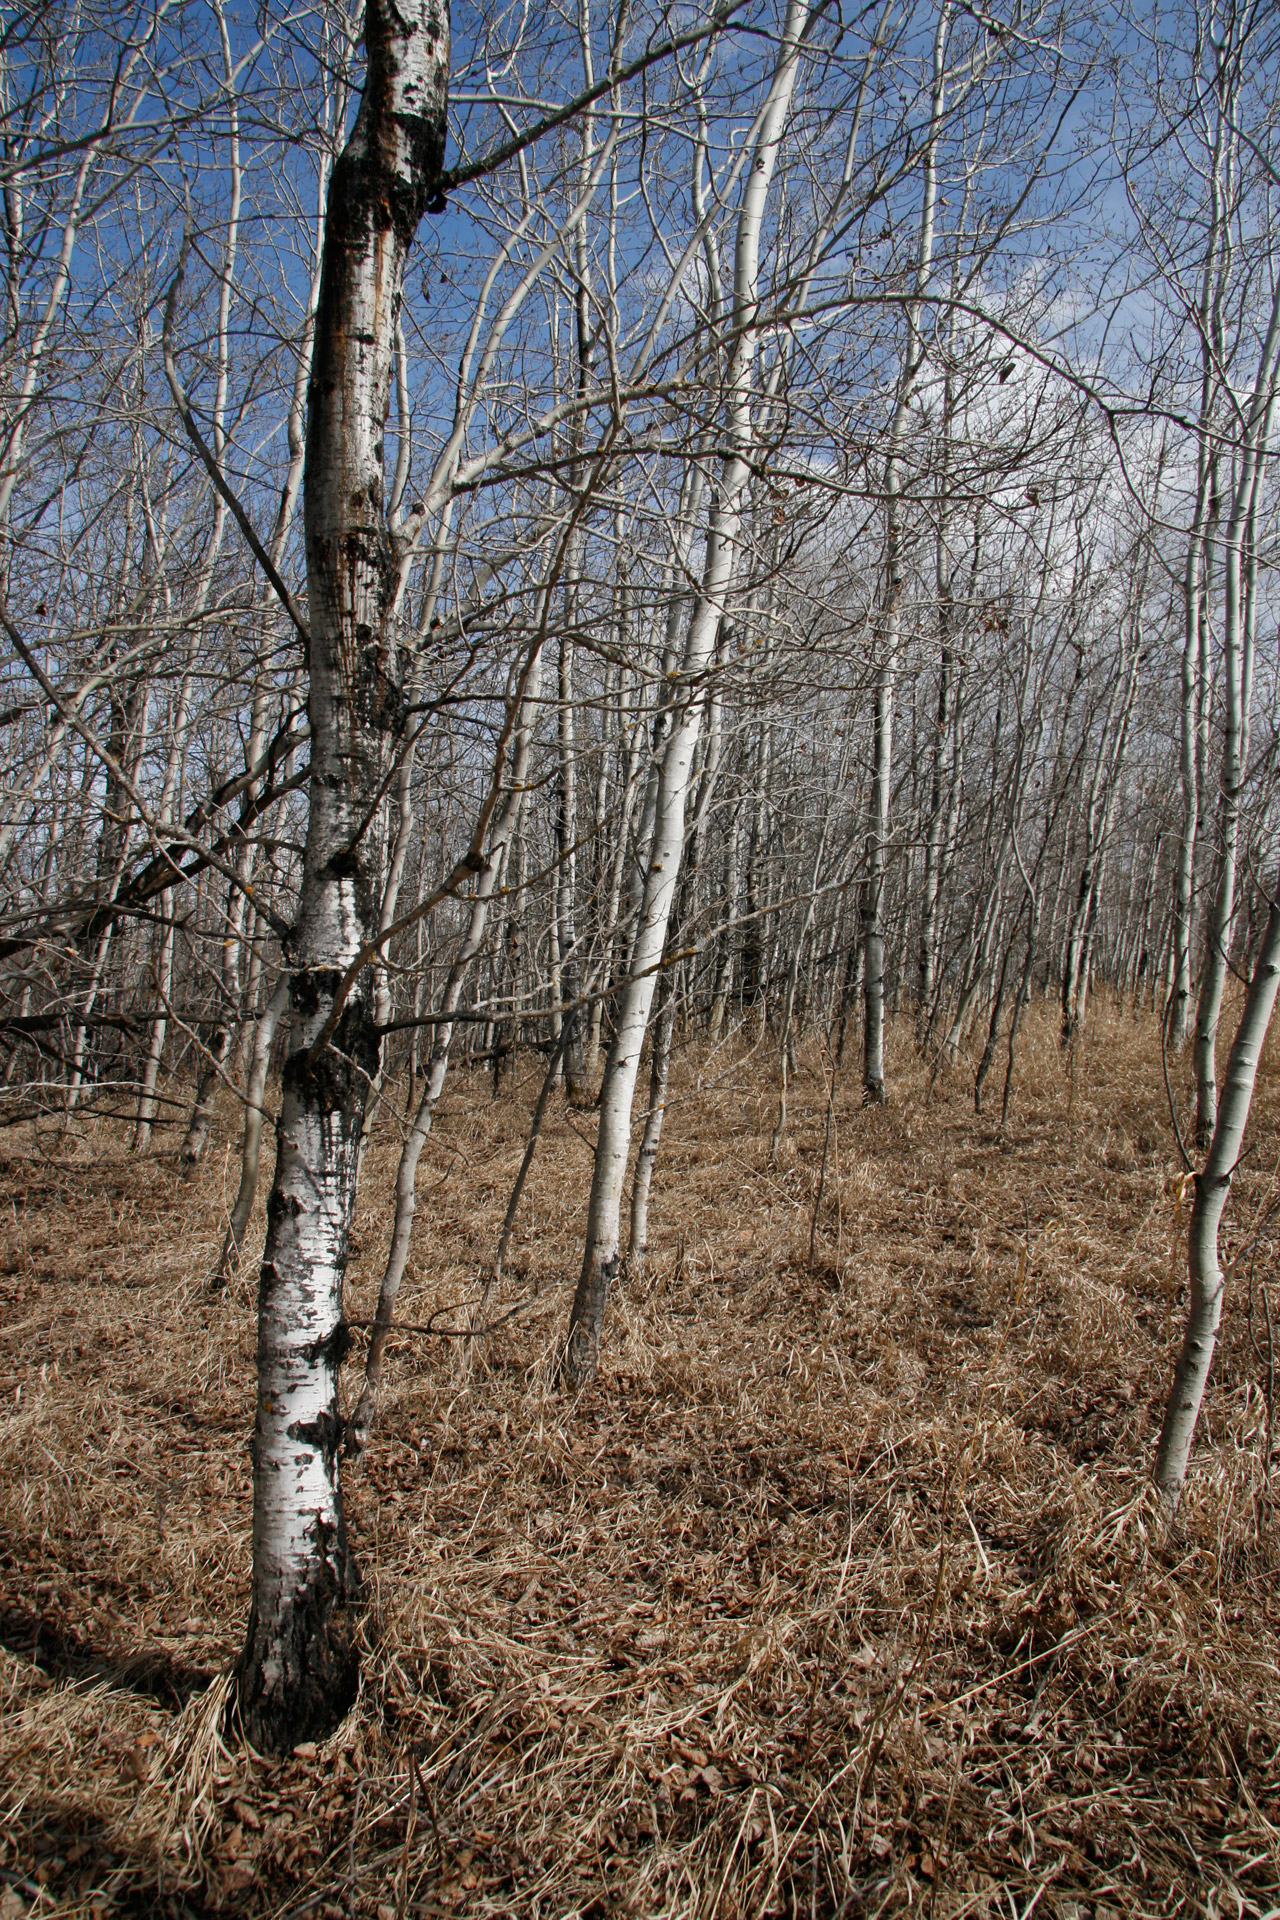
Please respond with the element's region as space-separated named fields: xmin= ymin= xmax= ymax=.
xmin=2 ymin=1003 xmax=1278 ymax=1918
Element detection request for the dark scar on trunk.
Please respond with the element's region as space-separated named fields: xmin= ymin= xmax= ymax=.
xmin=288 ymin=1407 xmax=346 ymax=1466
xmin=304 ymin=1319 xmax=354 ymax=1368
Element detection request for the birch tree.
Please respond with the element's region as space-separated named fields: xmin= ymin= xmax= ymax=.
xmin=1156 ymin=881 xmax=1280 ymax=1509
xmin=563 ymin=0 xmax=811 ymax=1387
xmin=236 ymin=0 xmax=449 ymax=1751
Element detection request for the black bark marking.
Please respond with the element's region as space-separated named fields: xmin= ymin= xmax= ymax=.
xmin=287 ymin=1406 xmax=345 ymax=1465
xmin=289 ymin=967 xmax=344 ymax=1017
xmin=304 ymin=1319 xmax=354 ymax=1369
xmin=282 ymin=995 xmax=381 ymax=1111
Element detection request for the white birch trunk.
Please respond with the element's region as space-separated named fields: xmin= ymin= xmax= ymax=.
xmin=626 ymin=973 xmax=675 ymax=1275
xmin=1192 ymin=282 xmax=1280 ymax=1138
xmin=237 ymin=0 xmax=448 ymax=1753
xmin=563 ymin=0 xmax=809 ymax=1387
xmin=863 ymin=0 xmax=948 ymax=1103
xmin=1156 ymin=886 xmax=1280 ymax=1509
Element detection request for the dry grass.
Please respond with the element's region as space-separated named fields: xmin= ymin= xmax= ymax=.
xmin=2 ymin=1001 xmax=1279 ymax=1919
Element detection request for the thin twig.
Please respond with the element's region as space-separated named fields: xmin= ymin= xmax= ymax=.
xmin=347 ymin=1777 xmax=363 ymax=1920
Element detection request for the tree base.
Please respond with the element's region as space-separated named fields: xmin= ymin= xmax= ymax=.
xmin=561 ymin=1318 xmax=600 ymax=1391
xmin=236 ymin=1553 xmax=361 ymax=1754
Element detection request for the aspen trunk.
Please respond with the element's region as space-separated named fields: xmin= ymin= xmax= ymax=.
xmin=998 ymin=896 xmax=1038 ymax=1132
xmin=591 ymin=678 xmax=643 ymax=1065
xmin=177 ymin=56 xmax=243 ymax=1169
xmin=555 ymin=629 xmax=586 ymax=1095
xmin=973 ymin=912 xmax=1019 ymax=1113
xmin=741 ymin=726 xmax=771 ymax=1014
xmin=134 ymin=642 xmax=199 ymax=1152
xmin=862 ymin=663 xmax=892 ymax=1103
xmin=237 ymin=0 xmax=447 ymax=1754
xmin=917 ymin=356 xmax=957 ymax=1030
xmin=1170 ymin=402 xmax=1217 ymax=1052
xmin=563 ymin=0 xmax=809 ymax=1388
xmin=133 ymin=895 xmax=175 ymax=1152
xmin=1156 ymin=887 xmax=1280 ymax=1510
xmin=1061 ymin=635 xmax=1140 ymax=1048
xmin=917 ymin=619 xmax=952 ymax=1024
xmin=1192 ymin=288 xmax=1279 ymax=1137
xmin=863 ymin=0 xmax=947 ymax=1103
xmin=180 ymin=1020 xmax=233 ymax=1173
xmin=922 ymin=650 xmax=966 ymax=1049
xmin=626 ymin=971 xmax=675 ymax=1278
xmin=707 ymin=810 xmax=740 ymax=1043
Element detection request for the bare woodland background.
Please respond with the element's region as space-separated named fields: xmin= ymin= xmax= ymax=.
xmin=2 ymin=0 xmax=1280 ymax=1913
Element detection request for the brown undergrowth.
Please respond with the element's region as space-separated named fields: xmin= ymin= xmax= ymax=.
xmin=2 ymin=1002 xmax=1279 ymax=1919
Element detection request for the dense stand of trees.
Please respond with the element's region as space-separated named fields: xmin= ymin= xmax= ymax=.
xmin=2 ymin=0 xmax=1280 ymax=1745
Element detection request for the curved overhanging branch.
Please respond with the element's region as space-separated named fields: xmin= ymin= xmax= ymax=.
xmin=437 ymin=2 xmax=746 ymax=198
